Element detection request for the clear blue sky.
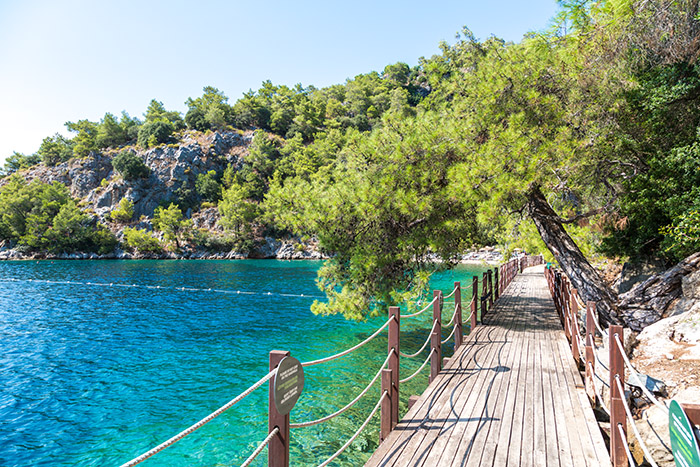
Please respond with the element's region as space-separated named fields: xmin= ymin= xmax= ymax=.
xmin=0 ymin=0 xmax=560 ymax=163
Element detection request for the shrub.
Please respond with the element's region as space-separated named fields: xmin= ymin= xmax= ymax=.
xmin=109 ymin=198 xmax=134 ymax=223
xmin=123 ymin=227 xmax=163 ymax=253
xmin=196 ymin=170 xmax=222 ymax=203
xmin=112 ymin=151 xmax=150 ymax=180
xmin=137 ymin=120 xmax=175 ymax=148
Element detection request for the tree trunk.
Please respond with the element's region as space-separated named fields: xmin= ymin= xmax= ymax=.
xmin=526 ymin=185 xmax=619 ymax=326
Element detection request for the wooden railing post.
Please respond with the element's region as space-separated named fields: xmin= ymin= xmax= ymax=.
xmin=488 ymin=270 xmax=494 ymax=308
xmin=609 ymin=325 xmax=627 ymax=467
xmin=481 ymin=272 xmax=488 ymax=318
xmin=454 ymin=282 xmax=463 ymax=351
xmin=269 ymin=350 xmax=291 ymax=467
xmin=380 ymin=368 xmax=392 ymax=442
xmin=472 ymin=276 xmax=479 ymax=327
xmin=494 ymin=267 xmax=499 ymax=300
xmin=571 ymin=288 xmax=581 ymax=366
xmin=563 ymin=277 xmax=572 ymax=341
xmin=430 ymin=290 xmax=442 ymax=383
xmin=388 ymin=306 xmax=400 ymax=429
xmin=585 ymin=302 xmax=596 ymax=403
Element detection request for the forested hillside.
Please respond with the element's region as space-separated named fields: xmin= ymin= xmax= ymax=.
xmin=2 ymin=0 xmax=699 ymax=326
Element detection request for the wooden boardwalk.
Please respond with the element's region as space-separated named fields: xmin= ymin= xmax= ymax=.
xmin=365 ymin=265 xmax=610 ymax=467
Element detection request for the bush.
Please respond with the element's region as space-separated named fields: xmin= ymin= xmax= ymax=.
xmin=123 ymin=227 xmax=163 ymax=253
xmin=112 ymin=151 xmax=149 ymax=180
xmin=196 ymin=170 xmax=222 ymax=203
xmin=109 ymin=198 xmax=134 ymax=223
xmin=137 ymin=120 xmax=175 ymax=148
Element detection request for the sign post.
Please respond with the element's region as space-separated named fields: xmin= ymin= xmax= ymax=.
xmin=670 ymin=399 xmax=700 ymax=467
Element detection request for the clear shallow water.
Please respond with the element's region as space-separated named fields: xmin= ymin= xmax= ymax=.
xmin=0 ymin=260 xmax=488 ymax=466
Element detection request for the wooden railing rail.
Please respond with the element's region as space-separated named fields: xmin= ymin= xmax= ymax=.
xmin=544 ymin=264 xmax=700 ymax=467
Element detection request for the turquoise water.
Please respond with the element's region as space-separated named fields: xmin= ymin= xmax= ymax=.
xmin=0 ymin=260 xmax=489 ymax=466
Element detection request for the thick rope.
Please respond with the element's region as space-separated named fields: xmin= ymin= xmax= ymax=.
xmin=614 ymin=377 xmax=660 ymax=467
xmin=587 ymin=360 xmax=610 ymax=414
xmin=302 ymin=317 xmax=392 ymax=367
xmin=441 ymin=324 xmax=457 ymax=345
xmin=617 ymin=423 xmax=638 ymax=467
xmin=240 ymin=427 xmax=279 ymax=467
xmin=317 ymin=391 xmax=387 ymax=467
xmin=443 ymin=285 xmax=459 ymax=299
xmin=445 ymin=302 xmax=459 ymax=327
xmin=400 ymin=348 xmax=434 ymax=384
xmin=120 ymin=369 xmax=276 ymax=467
xmin=401 ymin=296 xmax=438 ymax=319
xmin=613 ymin=334 xmax=669 ymax=414
xmin=399 ymin=320 xmax=437 ymax=359
xmin=291 ymin=350 xmax=393 ymax=428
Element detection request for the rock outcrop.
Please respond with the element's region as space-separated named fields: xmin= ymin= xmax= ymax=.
xmin=618 ymin=252 xmax=700 ymax=331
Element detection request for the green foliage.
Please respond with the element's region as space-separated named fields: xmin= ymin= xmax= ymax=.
xmin=109 ymin=198 xmax=134 ymax=223
xmin=37 ymin=134 xmax=74 ymax=166
xmin=112 ymin=151 xmax=150 ymax=180
xmin=65 ymin=119 xmax=99 ymax=157
xmin=144 ymin=99 xmax=185 ymax=129
xmin=195 ymin=170 xmax=222 ymax=203
xmin=123 ymin=227 xmax=163 ymax=254
xmin=661 ymin=210 xmax=700 ymax=259
xmin=185 ymin=86 xmax=232 ymax=131
xmin=137 ymin=120 xmax=175 ymax=148
xmin=152 ymin=203 xmax=192 ymax=248
xmin=96 ymin=113 xmax=128 ymax=148
xmin=1 ymin=152 xmax=40 ymax=175
xmin=0 ymin=176 xmax=116 ymax=253
xmin=218 ymin=182 xmax=258 ymax=235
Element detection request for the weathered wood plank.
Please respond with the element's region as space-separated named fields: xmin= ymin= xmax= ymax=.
xmin=364 ymin=266 xmax=609 ymax=467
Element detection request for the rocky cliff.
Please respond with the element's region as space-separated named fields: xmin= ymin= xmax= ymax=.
xmin=0 ymin=130 xmax=325 ymax=260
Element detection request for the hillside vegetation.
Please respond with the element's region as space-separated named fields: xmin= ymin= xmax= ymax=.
xmin=2 ymin=0 xmax=699 ymax=323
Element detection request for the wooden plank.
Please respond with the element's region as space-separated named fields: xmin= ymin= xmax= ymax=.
xmin=438 ymin=278 xmax=524 ymax=466
xmin=365 ymin=323 xmax=496 ymax=466
xmin=365 ymin=267 xmax=609 ymax=467
xmin=465 ymin=280 xmax=530 ymax=467
xmin=403 ymin=302 xmax=517 ymax=466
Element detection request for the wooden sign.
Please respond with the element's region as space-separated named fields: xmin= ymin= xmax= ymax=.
xmin=670 ymin=399 xmax=700 ymax=467
xmin=273 ymin=356 xmax=304 ymax=415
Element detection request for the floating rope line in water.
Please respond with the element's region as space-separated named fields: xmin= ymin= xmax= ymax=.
xmin=1 ymin=278 xmax=323 ymax=300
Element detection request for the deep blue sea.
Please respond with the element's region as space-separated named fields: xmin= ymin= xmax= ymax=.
xmin=0 ymin=260 xmax=488 ymax=466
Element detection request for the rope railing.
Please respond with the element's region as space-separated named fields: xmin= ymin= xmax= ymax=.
xmin=290 ymin=350 xmax=393 ymax=428
xmin=113 ymin=255 xmax=537 ymax=467
xmin=399 ymin=321 xmax=437 ymax=359
xmin=443 ymin=284 xmax=459 ymax=299
xmin=301 ymin=317 xmax=393 ymax=367
xmin=586 ymin=360 xmax=610 ymax=414
xmin=614 ymin=377 xmax=660 ymax=467
xmin=120 ymin=369 xmax=277 ymax=467
xmin=317 ymin=391 xmax=388 ymax=467
xmin=441 ymin=324 xmax=457 ymax=345
xmin=617 ymin=424 xmax=638 ymax=467
xmin=445 ymin=302 xmax=459 ymax=326
xmin=400 ymin=348 xmax=435 ymax=384
xmin=240 ymin=427 xmax=279 ymax=467
xmin=612 ymin=334 xmax=669 ymax=414
xmin=400 ymin=296 xmax=438 ymax=319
